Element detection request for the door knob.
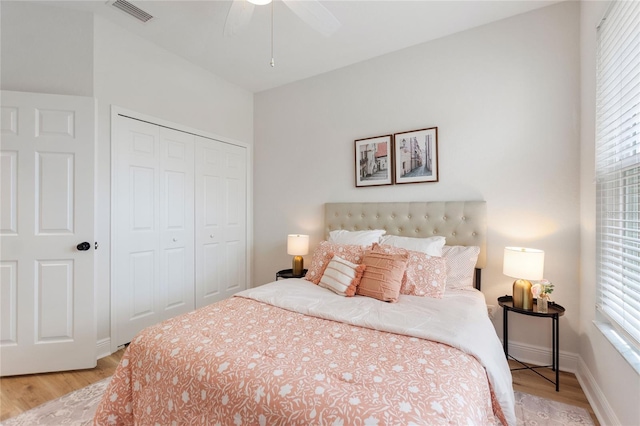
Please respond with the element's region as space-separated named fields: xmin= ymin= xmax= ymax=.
xmin=76 ymin=242 xmax=91 ymax=251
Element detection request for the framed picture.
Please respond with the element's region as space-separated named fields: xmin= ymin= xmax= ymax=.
xmin=393 ymin=127 xmax=438 ymax=184
xmin=354 ymin=135 xmax=393 ymax=187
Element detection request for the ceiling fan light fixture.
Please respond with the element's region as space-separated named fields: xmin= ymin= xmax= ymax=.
xmin=247 ymin=0 xmax=272 ymax=5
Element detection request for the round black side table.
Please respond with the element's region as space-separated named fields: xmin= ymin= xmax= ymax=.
xmin=275 ymin=269 xmax=308 ymax=281
xmin=498 ymin=295 xmax=565 ymax=391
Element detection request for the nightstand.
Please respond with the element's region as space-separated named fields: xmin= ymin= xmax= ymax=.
xmin=498 ymin=295 xmax=565 ymax=391
xmin=276 ymin=269 xmax=308 ymax=281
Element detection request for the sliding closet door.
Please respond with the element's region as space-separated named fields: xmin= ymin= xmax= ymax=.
xmin=195 ymin=136 xmax=247 ymax=308
xmin=113 ymin=117 xmax=194 ymax=347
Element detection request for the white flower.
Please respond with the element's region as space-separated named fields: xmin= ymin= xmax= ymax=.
xmin=279 ymin=384 xmax=293 ymax=396
xmin=255 ymin=386 xmax=265 ymax=403
xmin=342 ymin=372 xmax=353 ymax=381
xmin=218 ymin=362 xmax=230 ymax=373
xmin=531 ymin=283 xmax=542 ymax=298
xmin=182 ymin=391 xmax=189 ymax=403
xmin=315 ymin=386 xmax=325 ymax=395
xmin=314 ymin=373 xmax=325 ymax=381
xmin=399 ymin=401 xmax=412 ymax=413
xmin=364 ymin=416 xmax=379 ymax=426
xmin=349 ymin=397 xmax=360 ymax=405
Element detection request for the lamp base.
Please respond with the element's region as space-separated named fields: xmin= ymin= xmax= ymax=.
xmin=513 ymin=279 xmax=533 ymax=310
xmin=292 ymin=256 xmax=304 ymax=276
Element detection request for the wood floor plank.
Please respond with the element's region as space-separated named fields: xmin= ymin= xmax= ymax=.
xmin=1 ymin=351 xmax=600 ymax=424
xmin=509 ymin=359 xmax=600 ymax=425
xmin=0 ymin=349 xmax=125 ymax=422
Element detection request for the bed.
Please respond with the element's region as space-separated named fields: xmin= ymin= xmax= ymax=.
xmin=94 ymin=201 xmax=515 ymax=426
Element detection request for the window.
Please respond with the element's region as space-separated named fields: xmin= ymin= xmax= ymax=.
xmin=595 ymin=0 xmax=640 ymax=356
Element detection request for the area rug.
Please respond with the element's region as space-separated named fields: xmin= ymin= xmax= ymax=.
xmin=2 ymin=378 xmax=595 ymax=426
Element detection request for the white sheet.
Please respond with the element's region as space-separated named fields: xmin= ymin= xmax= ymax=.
xmin=236 ymin=279 xmax=516 ymax=426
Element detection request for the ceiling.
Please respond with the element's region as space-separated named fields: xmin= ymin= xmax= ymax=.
xmin=49 ymin=0 xmax=559 ymax=93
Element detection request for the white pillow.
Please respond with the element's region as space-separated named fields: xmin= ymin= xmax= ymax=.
xmin=379 ymin=235 xmax=446 ymax=257
xmin=318 ymin=255 xmax=366 ymax=297
xmin=442 ymin=245 xmax=480 ymax=289
xmin=328 ymin=229 xmax=386 ymax=245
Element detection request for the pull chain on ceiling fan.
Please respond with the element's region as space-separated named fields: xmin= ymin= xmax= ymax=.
xmin=224 ymin=0 xmax=340 ymax=67
xmin=270 ymin=0 xmax=274 ymax=67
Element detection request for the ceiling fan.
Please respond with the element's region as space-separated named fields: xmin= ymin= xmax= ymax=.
xmin=223 ymin=0 xmax=341 ymax=66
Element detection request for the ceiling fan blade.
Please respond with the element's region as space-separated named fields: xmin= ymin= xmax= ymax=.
xmin=281 ymin=0 xmax=341 ymax=37
xmin=223 ymin=0 xmax=255 ymax=37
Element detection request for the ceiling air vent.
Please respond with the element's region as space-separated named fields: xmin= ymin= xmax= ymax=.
xmin=111 ymin=0 xmax=154 ymax=23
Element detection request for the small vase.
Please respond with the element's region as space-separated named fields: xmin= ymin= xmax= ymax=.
xmin=537 ymin=295 xmax=549 ymax=313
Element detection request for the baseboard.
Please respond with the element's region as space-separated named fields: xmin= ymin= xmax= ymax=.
xmin=576 ymin=356 xmax=619 ymax=426
xmin=96 ymin=338 xmax=112 ymax=360
xmin=501 ymin=339 xmax=578 ymax=373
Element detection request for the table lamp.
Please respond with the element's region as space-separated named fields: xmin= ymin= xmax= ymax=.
xmin=287 ymin=234 xmax=309 ymax=276
xmin=503 ymin=247 xmax=544 ymax=310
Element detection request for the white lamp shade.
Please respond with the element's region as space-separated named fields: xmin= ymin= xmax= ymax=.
xmin=503 ymin=247 xmax=544 ymax=280
xmin=248 ymin=0 xmax=272 ymax=4
xmin=287 ymin=234 xmax=309 ymax=256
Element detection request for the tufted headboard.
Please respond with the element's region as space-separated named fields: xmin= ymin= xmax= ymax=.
xmin=324 ymin=201 xmax=487 ymax=288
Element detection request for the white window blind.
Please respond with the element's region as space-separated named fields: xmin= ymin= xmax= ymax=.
xmin=596 ymin=1 xmax=640 ymax=347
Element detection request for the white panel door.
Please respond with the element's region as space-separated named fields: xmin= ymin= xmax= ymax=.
xmin=158 ymin=127 xmax=194 ymax=321
xmin=113 ymin=117 xmax=194 ymax=347
xmin=195 ymin=136 xmax=247 ymax=308
xmin=0 ymin=90 xmax=95 ymax=376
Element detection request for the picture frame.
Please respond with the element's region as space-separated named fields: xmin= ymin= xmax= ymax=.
xmin=354 ymin=135 xmax=393 ymax=187
xmin=393 ymin=127 xmax=438 ymax=184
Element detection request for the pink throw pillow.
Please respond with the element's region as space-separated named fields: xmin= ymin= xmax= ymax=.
xmin=372 ymin=243 xmax=448 ymax=298
xmin=356 ymin=250 xmax=408 ymax=303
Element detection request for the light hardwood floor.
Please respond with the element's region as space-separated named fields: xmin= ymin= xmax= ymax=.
xmin=0 ymin=349 xmax=125 ymax=422
xmin=1 ymin=351 xmax=599 ymax=424
xmin=509 ymin=359 xmax=599 ymax=425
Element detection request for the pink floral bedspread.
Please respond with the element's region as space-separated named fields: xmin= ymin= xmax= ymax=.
xmin=94 ymin=296 xmax=505 ymax=425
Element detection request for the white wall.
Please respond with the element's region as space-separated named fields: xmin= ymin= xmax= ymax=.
xmin=1 ymin=2 xmax=254 ymax=355
xmin=579 ymin=2 xmax=640 ymax=425
xmin=255 ymin=1 xmax=581 ymax=364
xmin=0 ymin=2 xmax=93 ymax=96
